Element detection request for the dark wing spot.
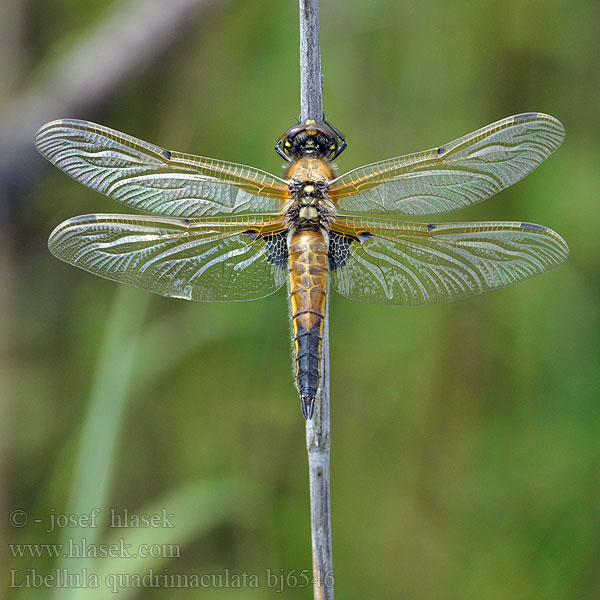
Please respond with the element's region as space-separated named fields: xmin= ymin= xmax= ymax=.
xmin=427 ymin=224 xmax=436 ymax=232
xmin=437 ymin=146 xmax=447 ymax=157
xmin=520 ymin=222 xmax=547 ymax=232
xmin=242 ymin=230 xmax=259 ymax=240
xmin=161 ymin=149 xmax=172 ymax=161
xmin=329 ymin=231 xmax=373 ymax=270
xmin=264 ymin=232 xmax=288 ymax=269
xmin=513 ymin=113 xmax=538 ymax=122
xmin=329 ymin=231 xmax=352 ymax=270
xmin=241 ymin=231 xmax=287 ymax=267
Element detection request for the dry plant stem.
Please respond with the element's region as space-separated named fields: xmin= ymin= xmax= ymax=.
xmin=299 ymin=0 xmax=324 ymax=123
xmin=305 ymin=299 xmax=333 ymax=599
xmin=299 ymin=1 xmax=333 ymax=597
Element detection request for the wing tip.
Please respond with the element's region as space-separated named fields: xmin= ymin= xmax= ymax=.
xmin=48 ymin=213 xmax=100 ymax=250
xmin=34 ymin=117 xmax=84 ymax=137
xmin=34 ymin=118 xmax=102 ymax=154
xmin=519 ymin=221 xmax=569 ymax=260
xmin=512 ymin=111 xmax=565 ymax=143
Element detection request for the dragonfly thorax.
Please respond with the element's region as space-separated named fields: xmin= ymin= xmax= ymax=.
xmin=299 ymin=205 xmax=318 ymax=223
xmin=283 ymin=178 xmax=336 ymax=230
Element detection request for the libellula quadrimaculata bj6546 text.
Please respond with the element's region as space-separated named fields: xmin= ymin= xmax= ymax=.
xmin=35 ymin=113 xmax=568 ymax=419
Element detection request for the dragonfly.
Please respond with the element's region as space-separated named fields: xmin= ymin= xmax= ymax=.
xmin=35 ymin=112 xmax=568 ymax=419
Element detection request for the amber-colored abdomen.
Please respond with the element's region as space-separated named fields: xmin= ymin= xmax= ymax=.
xmin=288 ymin=229 xmax=329 ymax=419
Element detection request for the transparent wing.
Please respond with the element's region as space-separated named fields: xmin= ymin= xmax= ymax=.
xmin=35 ymin=119 xmax=288 ymax=217
xmin=48 ymin=214 xmax=288 ymax=301
xmin=330 ymin=217 xmax=569 ymax=305
xmin=330 ymin=113 xmax=565 ymax=215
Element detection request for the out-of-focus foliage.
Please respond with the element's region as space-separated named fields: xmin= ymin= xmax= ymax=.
xmin=4 ymin=0 xmax=599 ymax=598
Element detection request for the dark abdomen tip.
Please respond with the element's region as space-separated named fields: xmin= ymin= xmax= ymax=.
xmin=301 ymin=396 xmax=316 ymax=420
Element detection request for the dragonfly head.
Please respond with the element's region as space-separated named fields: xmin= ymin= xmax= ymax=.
xmin=275 ymin=120 xmax=346 ymax=162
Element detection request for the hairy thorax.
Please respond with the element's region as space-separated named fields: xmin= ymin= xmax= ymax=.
xmin=283 ymin=158 xmax=337 ymax=231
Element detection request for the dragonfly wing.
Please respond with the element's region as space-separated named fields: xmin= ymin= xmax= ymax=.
xmin=35 ymin=120 xmax=288 ymax=217
xmin=330 ymin=113 xmax=565 ymax=215
xmin=330 ymin=218 xmax=569 ymax=304
xmin=49 ymin=214 xmax=288 ymax=301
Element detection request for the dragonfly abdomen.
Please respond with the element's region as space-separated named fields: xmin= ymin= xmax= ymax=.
xmin=288 ymin=229 xmax=328 ymax=419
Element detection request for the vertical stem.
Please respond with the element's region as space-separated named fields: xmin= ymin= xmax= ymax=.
xmin=299 ymin=0 xmax=324 ymax=123
xmin=299 ymin=1 xmax=333 ymax=598
xmin=305 ymin=297 xmax=333 ymax=599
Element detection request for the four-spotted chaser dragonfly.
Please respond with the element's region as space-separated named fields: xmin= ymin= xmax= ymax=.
xmin=35 ymin=113 xmax=568 ymax=419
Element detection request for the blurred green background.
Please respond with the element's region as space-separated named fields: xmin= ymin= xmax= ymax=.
xmin=3 ymin=0 xmax=599 ymax=598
